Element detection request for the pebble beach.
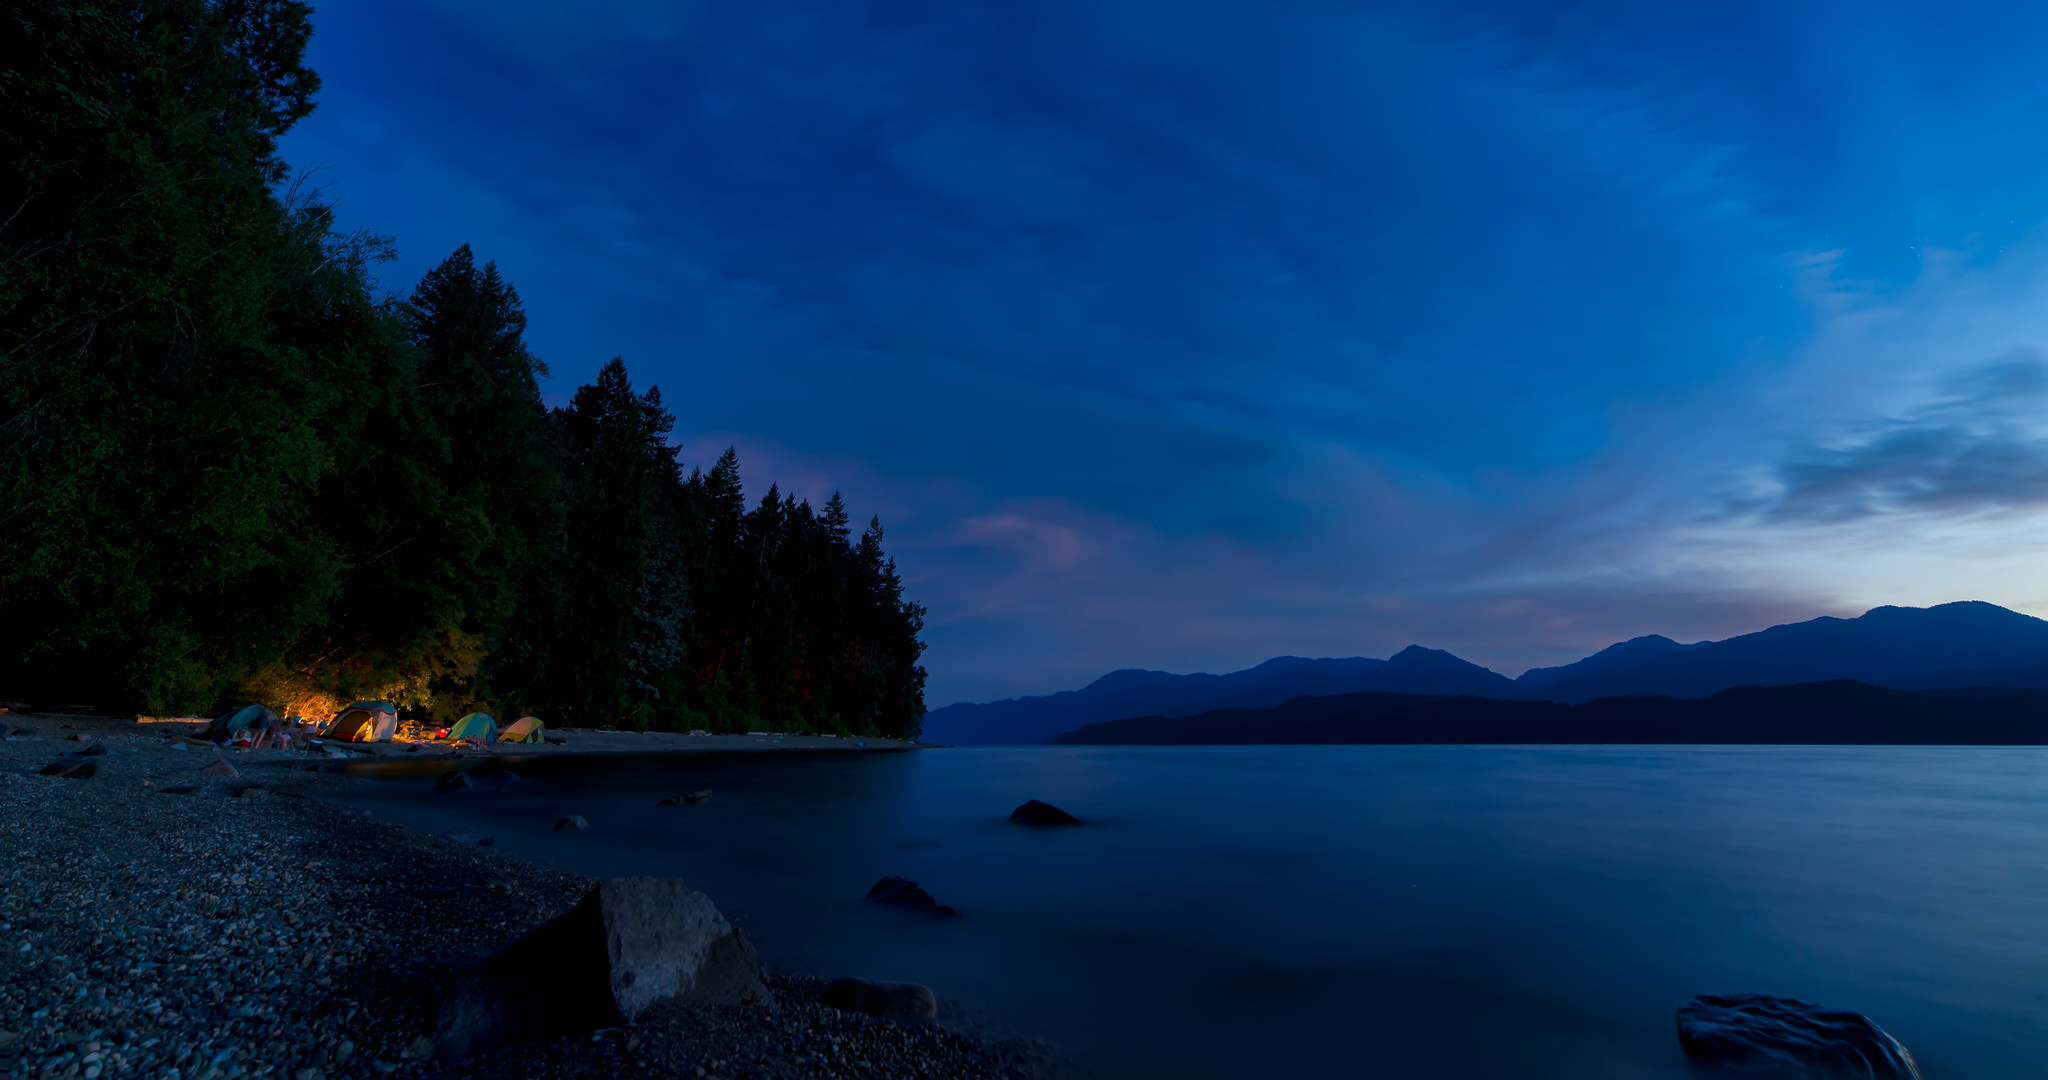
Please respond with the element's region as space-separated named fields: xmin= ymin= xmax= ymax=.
xmin=0 ymin=715 xmax=1055 ymax=1080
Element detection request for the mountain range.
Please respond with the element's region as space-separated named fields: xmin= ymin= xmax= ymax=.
xmin=920 ymin=601 xmax=2048 ymax=744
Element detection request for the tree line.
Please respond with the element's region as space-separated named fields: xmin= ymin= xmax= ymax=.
xmin=0 ymin=0 xmax=927 ymax=737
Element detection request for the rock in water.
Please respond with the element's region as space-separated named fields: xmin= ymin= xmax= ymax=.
xmin=864 ymin=876 xmax=960 ymax=917
xmin=554 ymin=815 xmax=588 ymax=831
xmin=656 ymin=790 xmax=713 ymax=806
xmin=822 ymin=977 xmax=938 ymax=1022
xmin=433 ymin=877 xmax=771 ymax=1063
xmin=1009 ymin=799 xmax=1081 ymax=825
xmin=433 ymin=771 xmax=473 ymax=792
xmin=1677 ymin=993 xmax=1921 ymax=1078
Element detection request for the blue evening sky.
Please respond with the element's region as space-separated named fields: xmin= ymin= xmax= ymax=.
xmin=283 ymin=0 xmax=2048 ymax=703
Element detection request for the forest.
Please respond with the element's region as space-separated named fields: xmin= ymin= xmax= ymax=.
xmin=0 ymin=0 xmax=928 ymax=737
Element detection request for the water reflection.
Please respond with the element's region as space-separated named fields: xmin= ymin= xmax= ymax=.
xmin=334 ymin=746 xmax=2048 ymax=1079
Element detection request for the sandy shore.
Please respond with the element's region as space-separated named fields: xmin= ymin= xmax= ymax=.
xmin=0 ymin=714 xmax=1055 ymax=1080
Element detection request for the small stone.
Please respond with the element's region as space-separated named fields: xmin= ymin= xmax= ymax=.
xmin=864 ymin=876 xmax=960 ymax=917
xmin=1009 ymin=799 xmax=1081 ymax=826
xmin=822 ymin=978 xmax=938 ymax=1022
xmin=554 ymin=815 xmax=588 ymax=831
xmin=79 ymin=745 xmax=108 ymax=757
xmin=69 ymin=733 xmax=88 ymax=741
xmin=170 ymin=743 xmax=189 ymax=752
xmin=200 ymin=760 xmax=238 ymax=779
xmin=40 ymin=759 xmax=97 ymax=779
xmin=406 ymin=1036 xmax=434 ymax=1059
xmin=159 ymin=784 xmax=201 ymax=796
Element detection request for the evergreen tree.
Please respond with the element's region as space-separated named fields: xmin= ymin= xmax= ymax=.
xmin=0 ymin=0 xmax=354 ymax=712
xmin=284 ymin=245 xmax=557 ymax=718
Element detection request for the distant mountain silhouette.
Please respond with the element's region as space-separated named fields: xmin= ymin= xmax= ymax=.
xmin=1515 ymin=634 xmax=1696 ymax=692
xmin=1369 ymin=645 xmax=1531 ymax=698
xmin=925 ymin=600 xmax=2048 ymax=744
xmin=1052 ymin=680 xmax=2048 ymax=746
xmin=1523 ymin=601 xmax=2048 ymax=703
xmin=922 ymin=645 xmax=1530 ymax=744
xmin=919 ymin=655 xmax=1385 ymax=745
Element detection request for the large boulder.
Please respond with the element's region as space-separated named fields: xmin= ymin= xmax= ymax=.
xmin=822 ymin=977 xmax=937 ymax=1022
xmin=434 ymin=877 xmax=771 ymax=1064
xmin=1676 ymin=993 xmax=1920 ymax=1078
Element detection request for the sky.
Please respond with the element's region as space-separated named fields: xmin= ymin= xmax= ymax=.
xmin=281 ymin=0 xmax=2048 ymax=704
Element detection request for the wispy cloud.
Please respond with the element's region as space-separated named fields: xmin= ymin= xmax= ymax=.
xmin=1755 ymin=354 xmax=2048 ymax=522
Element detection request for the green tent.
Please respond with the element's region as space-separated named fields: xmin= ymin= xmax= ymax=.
xmin=447 ymin=712 xmax=496 ymax=741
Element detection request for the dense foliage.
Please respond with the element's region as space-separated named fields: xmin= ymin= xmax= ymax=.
xmin=0 ymin=0 xmax=927 ymax=736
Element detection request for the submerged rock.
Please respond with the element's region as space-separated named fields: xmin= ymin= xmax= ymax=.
xmin=1009 ymin=799 xmax=1081 ymax=826
xmin=433 ymin=877 xmax=770 ymax=1063
xmin=433 ymin=771 xmax=473 ymax=792
xmin=864 ymin=876 xmax=960 ymax=917
xmin=656 ymin=790 xmax=712 ymax=806
xmin=822 ymin=977 xmax=937 ymax=1022
xmin=1676 ymin=993 xmax=1920 ymax=1078
xmin=554 ymin=815 xmax=588 ymax=831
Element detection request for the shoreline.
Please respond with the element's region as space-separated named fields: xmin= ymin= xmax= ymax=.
xmin=0 ymin=714 xmax=1055 ymax=1080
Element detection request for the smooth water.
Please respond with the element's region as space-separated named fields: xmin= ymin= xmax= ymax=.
xmin=335 ymin=746 xmax=2048 ymax=1078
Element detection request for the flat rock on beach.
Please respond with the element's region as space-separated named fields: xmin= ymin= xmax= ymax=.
xmin=0 ymin=714 xmax=1057 ymax=1080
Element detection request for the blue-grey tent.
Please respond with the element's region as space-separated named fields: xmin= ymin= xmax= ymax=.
xmin=201 ymin=704 xmax=278 ymax=743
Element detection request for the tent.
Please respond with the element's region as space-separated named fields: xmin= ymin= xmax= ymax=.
xmin=497 ymin=716 xmax=545 ymax=744
xmin=447 ymin=712 xmax=496 ymax=741
xmin=326 ymin=701 xmax=398 ymax=743
xmin=202 ymin=704 xmax=277 ymax=743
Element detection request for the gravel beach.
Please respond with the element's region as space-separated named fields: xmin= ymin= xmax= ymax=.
xmin=0 ymin=715 xmax=1058 ymax=1080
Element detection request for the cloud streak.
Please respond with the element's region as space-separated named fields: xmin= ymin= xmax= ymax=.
xmin=1757 ymin=355 xmax=2048 ymax=522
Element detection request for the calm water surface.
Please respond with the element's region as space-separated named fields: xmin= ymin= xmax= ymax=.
xmin=336 ymin=746 xmax=2048 ymax=1078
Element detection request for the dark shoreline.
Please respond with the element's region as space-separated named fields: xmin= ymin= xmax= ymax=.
xmin=1053 ymin=679 xmax=2048 ymax=745
xmin=0 ymin=714 xmax=1057 ymax=1080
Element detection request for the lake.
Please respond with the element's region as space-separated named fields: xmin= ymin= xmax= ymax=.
xmin=335 ymin=746 xmax=2048 ymax=1078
